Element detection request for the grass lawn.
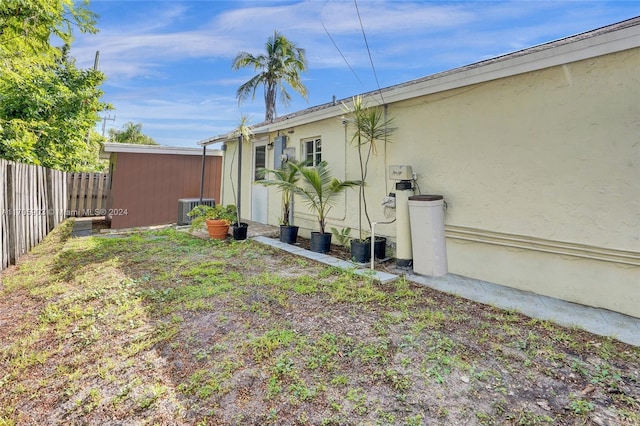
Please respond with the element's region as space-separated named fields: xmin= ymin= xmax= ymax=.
xmin=0 ymin=220 xmax=638 ymax=425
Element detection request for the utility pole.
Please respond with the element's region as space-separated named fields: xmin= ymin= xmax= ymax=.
xmin=86 ymin=51 xmax=101 ymax=145
xmin=102 ymin=114 xmax=116 ymax=138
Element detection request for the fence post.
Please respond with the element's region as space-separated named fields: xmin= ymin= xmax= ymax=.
xmin=0 ymin=160 xmax=7 ymax=271
xmin=46 ymin=169 xmax=55 ymax=233
xmin=7 ymin=162 xmax=17 ymax=265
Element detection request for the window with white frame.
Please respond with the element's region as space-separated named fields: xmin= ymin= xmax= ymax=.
xmin=254 ymin=144 xmax=266 ymax=181
xmin=303 ymin=137 xmax=322 ymax=165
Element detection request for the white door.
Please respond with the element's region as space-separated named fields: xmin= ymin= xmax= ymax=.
xmin=251 ymin=142 xmax=268 ymax=223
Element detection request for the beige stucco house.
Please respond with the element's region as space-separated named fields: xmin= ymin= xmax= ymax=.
xmin=200 ymin=17 xmax=640 ymax=318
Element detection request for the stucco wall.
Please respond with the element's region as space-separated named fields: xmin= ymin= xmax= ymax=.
xmin=282 ymin=119 xmax=354 ymax=235
xmin=395 ymin=49 xmax=639 ymax=317
xmin=390 ymin=49 xmax=639 ymax=251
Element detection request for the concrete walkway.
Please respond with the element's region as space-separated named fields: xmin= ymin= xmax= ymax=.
xmin=254 ymin=236 xmax=397 ymax=284
xmin=397 ymin=270 xmax=640 ymax=347
xmin=253 ymin=233 xmax=640 ymax=347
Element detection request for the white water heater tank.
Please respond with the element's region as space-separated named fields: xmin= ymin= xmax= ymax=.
xmin=408 ymin=195 xmax=448 ymax=276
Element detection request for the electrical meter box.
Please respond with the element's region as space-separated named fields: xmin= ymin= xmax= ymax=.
xmin=388 ymin=165 xmax=413 ymax=180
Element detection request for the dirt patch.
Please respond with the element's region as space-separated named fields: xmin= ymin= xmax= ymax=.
xmin=0 ymin=223 xmax=638 ymax=425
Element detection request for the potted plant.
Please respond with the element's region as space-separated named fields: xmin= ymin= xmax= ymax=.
xmin=290 ymin=161 xmax=360 ymax=253
xmin=258 ymin=160 xmax=306 ymax=244
xmin=342 ymin=96 xmax=396 ymax=262
xmin=229 ymin=115 xmax=253 ymax=240
xmin=231 ymin=221 xmax=248 ymax=240
xmin=187 ymin=204 xmax=237 ymax=240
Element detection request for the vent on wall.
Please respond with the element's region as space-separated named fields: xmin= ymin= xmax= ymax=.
xmin=178 ymin=198 xmax=215 ymax=225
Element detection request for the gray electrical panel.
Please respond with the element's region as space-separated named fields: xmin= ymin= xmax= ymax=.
xmin=273 ymin=135 xmax=287 ymax=169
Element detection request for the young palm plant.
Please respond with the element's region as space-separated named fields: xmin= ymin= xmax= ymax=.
xmin=258 ymin=160 xmax=307 ymax=243
xmin=343 ymin=96 xmax=396 ymax=242
xmin=229 ymin=115 xmax=254 ymax=234
xmin=291 ymin=161 xmax=360 ymax=253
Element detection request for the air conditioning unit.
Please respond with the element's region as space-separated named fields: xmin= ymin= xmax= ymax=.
xmin=177 ymin=198 xmax=215 ymax=225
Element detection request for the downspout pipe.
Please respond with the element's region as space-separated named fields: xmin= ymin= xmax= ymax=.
xmin=220 ymin=143 xmax=227 ymax=204
xmin=236 ymin=135 xmax=242 ymax=220
xmin=199 ymin=145 xmax=207 ymax=203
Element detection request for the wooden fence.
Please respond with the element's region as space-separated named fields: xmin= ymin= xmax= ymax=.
xmin=0 ymin=159 xmax=67 ymax=272
xmin=67 ymin=172 xmax=110 ymax=217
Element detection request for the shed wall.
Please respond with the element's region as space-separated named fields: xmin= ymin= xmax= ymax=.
xmin=108 ymin=152 xmax=221 ymax=228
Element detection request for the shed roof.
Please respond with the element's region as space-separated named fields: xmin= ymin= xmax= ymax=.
xmin=101 ymin=142 xmax=222 ymax=159
xmin=199 ymin=16 xmax=640 ymax=146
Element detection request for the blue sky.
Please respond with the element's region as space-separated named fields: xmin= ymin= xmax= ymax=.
xmin=71 ymin=1 xmax=638 ymax=148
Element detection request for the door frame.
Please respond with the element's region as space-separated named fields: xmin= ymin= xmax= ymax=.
xmin=251 ymin=138 xmax=269 ymax=224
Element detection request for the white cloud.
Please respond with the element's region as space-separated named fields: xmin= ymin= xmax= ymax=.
xmin=76 ymin=0 xmax=637 ymax=147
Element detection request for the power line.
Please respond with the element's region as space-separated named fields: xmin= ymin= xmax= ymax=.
xmin=320 ymin=21 xmax=364 ymax=88
xmin=354 ymin=0 xmax=385 ymax=105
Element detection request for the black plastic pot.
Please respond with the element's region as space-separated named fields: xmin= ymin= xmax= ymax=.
xmin=232 ymin=222 xmax=248 ymax=240
xmin=279 ymin=225 xmax=299 ymax=244
xmin=373 ymin=236 xmax=387 ymax=259
xmin=350 ymin=239 xmax=371 ymax=263
xmin=310 ymin=232 xmax=332 ymax=253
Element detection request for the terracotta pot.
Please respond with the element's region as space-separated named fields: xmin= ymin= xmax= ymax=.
xmin=206 ymin=219 xmax=229 ymax=240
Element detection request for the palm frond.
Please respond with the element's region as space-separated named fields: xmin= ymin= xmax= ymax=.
xmin=231 ymin=31 xmax=308 ymax=121
xmin=291 ymin=161 xmax=360 ymax=234
xmin=236 ymin=75 xmax=264 ymax=102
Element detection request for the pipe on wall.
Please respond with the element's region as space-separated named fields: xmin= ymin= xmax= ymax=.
xmin=237 ymin=135 xmax=242 ymax=219
xmin=199 ymin=145 xmax=206 ymax=203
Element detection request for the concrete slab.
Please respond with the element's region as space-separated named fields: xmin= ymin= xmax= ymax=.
xmin=397 ymin=270 xmax=640 ymax=347
xmin=70 ymin=217 xmax=95 ymax=237
xmin=253 ymin=235 xmax=399 ymax=284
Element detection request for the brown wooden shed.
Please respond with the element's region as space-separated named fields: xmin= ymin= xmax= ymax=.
xmin=101 ymin=143 xmax=223 ymax=229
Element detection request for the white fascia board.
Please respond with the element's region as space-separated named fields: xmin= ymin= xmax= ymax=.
xmin=383 ymin=25 xmax=640 ymax=104
xmin=102 ymin=143 xmax=222 ymax=156
xmin=199 ymin=134 xmax=232 ymax=146
xmin=252 ymin=105 xmax=344 ymax=133
xmin=252 ymin=24 xmax=640 ymax=131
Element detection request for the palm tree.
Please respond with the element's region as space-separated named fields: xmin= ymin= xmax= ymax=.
xmin=291 ymin=161 xmax=360 ymax=235
xmin=108 ymin=122 xmax=157 ymax=145
xmin=232 ymin=31 xmax=308 ymax=122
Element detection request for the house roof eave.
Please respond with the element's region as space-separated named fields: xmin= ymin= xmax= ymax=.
xmin=198 ymin=127 xmax=271 ymax=146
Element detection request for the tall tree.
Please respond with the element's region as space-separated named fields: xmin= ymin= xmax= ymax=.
xmin=0 ymin=0 xmax=107 ymax=171
xmin=0 ymin=0 xmax=97 ymax=67
xmin=0 ymin=45 xmax=108 ymax=171
xmin=232 ymin=31 xmax=308 ymax=122
xmin=108 ymin=122 xmax=158 ymax=145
